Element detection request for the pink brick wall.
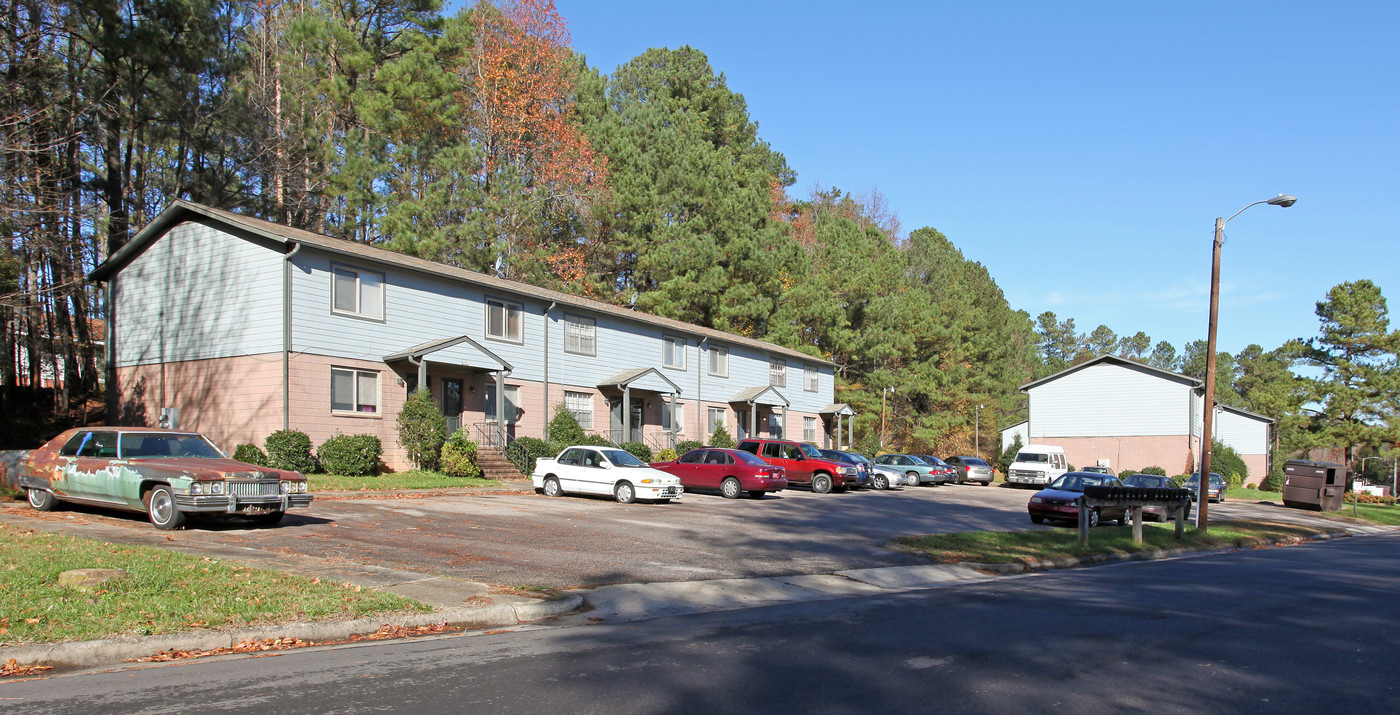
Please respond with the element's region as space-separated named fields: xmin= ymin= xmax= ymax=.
xmin=115 ymin=355 xmax=284 ymax=455
xmin=1038 ymin=434 xmax=1268 ymax=485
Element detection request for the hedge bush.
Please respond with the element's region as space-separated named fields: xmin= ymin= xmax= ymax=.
xmin=547 ymin=403 xmax=587 ymax=444
xmin=620 ymin=441 xmax=652 ymax=462
xmin=265 ymin=430 xmax=318 ymax=473
xmin=440 ymin=431 xmax=483 ymax=479
xmin=655 ymin=448 xmax=678 ymax=463
xmin=1140 ymin=466 xmax=1168 ymax=476
xmin=398 ymin=388 xmax=447 ymax=470
xmin=580 ymin=434 xmax=614 ymax=447
xmin=675 ymin=440 xmax=703 ymax=456
xmin=708 ymin=425 xmax=736 ymax=449
xmin=232 ymin=443 xmax=268 ymax=466
xmin=1210 ymin=439 xmax=1248 ymax=483
xmin=318 ymin=433 xmax=381 ymax=476
xmin=1260 ymin=466 xmax=1285 ymax=492
xmin=997 ymin=435 xmax=1023 ymax=475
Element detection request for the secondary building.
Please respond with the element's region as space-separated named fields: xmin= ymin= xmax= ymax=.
xmin=88 ymin=200 xmax=849 ymax=470
xmin=999 ymin=355 xmax=1272 ymax=483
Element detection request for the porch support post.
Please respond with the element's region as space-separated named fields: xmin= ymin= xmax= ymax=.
xmin=780 ymin=405 xmax=787 ymax=440
xmin=749 ymin=401 xmax=757 ymax=440
xmin=834 ymin=414 xmax=842 ymax=449
xmin=623 ymin=385 xmax=631 ymax=444
xmin=847 ymin=412 xmax=854 ymax=449
xmin=669 ymin=391 xmax=678 ymax=447
xmin=417 ymin=357 xmax=427 ymax=394
xmin=494 ymin=370 xmax=505 ymax=447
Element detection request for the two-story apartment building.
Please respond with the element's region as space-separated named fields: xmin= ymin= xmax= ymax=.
xmin=88 ymin=201 xmax=850 ymax=470
xmin=999 ymin=355 xmax=1273 ymax=483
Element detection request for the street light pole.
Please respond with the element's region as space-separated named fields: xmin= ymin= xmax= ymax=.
xmin=1198 ymin=194 xmax=1296 ymax=533
xmin=975 ymin=404 xmax=983 ymax=460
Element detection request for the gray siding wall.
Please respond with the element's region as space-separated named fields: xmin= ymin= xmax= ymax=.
xmin=290 ymin=247 xmax=834 ymax=410
xmin=1211 ymin=410 xmax=1270 ymax=455
xmin=1028 ymin=362 xmax=1193 ymax=438
xmin=114 ymin=221 xmax=284 ymax=366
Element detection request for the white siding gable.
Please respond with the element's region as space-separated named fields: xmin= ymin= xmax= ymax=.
xmin=1029 ymin=362 xmax=1193 ymax=437
xmin=1213 ymin=409 xmax=1270 ymax=455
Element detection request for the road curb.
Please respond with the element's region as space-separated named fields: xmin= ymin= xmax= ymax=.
xmin=0 ymin=593 xmax=582 ymax=670
xmin=964 ymin=529 xmax=1359 ymax=574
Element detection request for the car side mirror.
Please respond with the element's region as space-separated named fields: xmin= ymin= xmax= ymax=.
xmin=600 ymin=461 xmax=612 ymax=470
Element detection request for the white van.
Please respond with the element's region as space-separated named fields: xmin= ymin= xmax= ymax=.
xmin=1007 ymin=444 xmax=1068 ymax=487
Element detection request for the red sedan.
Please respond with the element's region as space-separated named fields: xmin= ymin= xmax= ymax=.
xmin=651 ymin=448 xmax=788 ymax=499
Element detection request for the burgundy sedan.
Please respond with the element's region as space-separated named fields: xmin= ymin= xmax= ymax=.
xmin=651 ymin=448 xmax=788 ymax=499
xmin=1027 ymin=472 xmax=1129 ymax=527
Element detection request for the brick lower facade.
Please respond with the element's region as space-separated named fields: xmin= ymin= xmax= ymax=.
xmin=1040 ymin=434 xmax=1267 ymax=485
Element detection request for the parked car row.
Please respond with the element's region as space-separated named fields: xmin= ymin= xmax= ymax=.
xmin=1027 ymin=471 xmax=1195 ymax=527
xmin=531 ymin=440 xmax=1002 ymax=504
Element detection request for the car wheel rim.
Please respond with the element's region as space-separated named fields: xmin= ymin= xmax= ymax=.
xmin=875 ymin=475 xmax=887 ymax=490
xmin=545 ymin=479 xmax=559 ymax=496
xmin=151 ymin=491 xmax=173 ymax=524
xmin=723 ymin=479 xmax=739 ymax=498
xmin=27 ymin=490 xmax=44 ymax=508
xmin=618 ymin=485 xmax=632 ymax=502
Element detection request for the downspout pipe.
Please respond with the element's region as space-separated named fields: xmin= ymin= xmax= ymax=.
xmin=544 ymin=301 xmax=556 ymax=440
xmin=697 ymin=337 xmax=707 ymax=442
xmin=282 ymin=241 xmax=301 ymax=431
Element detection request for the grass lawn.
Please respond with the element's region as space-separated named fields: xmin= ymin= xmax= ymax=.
xmin=310 ymin=470 xmax=508 ymax=492
xmin=0 ymin=523 xmax=431 ymax=646
xmin=1323 ymin=501 xmax=1400 ymax=526
xmin=1228 ymin=487 xmax=1282 ymax=501
xmin=893 ymin=519 xmax=1331 ymax=565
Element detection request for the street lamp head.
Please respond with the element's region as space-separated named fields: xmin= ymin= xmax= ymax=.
xmin=1266 ymin=194 xmax=1297 ymax=207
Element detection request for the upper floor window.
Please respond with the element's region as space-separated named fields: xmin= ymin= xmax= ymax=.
xmin=332 ymin=266 xmax=384 ymax=320
xmin=486 ymin=298 xmax=523 ymax=343
xmin=663 ymin=335 xmax=686 ymax=370
xmin=564 ymin=314 xmax=596 ymax=356
xmin=804 ymin=365 xmax=818 ymax=392
xmin=331 ymin=367 xmax=379 ymax=414
xmin=708 ymin=345 xmax=729 ymax=377
xmin=769 ymin=358 xmax=786 ymax=388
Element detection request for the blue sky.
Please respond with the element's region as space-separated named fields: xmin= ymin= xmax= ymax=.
xmin=553 ymin=0 xmax=1398 ymax=356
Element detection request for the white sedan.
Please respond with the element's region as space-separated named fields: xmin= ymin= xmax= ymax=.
xmin=532 ymin=446 xmax=684 ymax=504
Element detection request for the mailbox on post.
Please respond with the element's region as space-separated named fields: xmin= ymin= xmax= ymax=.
xmin=1282 ymin=460 xmax=1346 ymax=512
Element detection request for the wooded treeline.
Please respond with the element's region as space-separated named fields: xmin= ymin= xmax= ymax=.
xmin=3 ymin=0 xmax=1394 ymax=462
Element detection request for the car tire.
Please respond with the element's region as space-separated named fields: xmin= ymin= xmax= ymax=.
xmin=872 ymin=474 xmax=889 ymax=490
xmin=811 ymin=474 xmax=833 ymax=494
xmin=145 ymin=485 xmax=186 ymax=530
xmin=614 ymin=481 xmax=636 ymax=504
xmin=1087 ymin=507 xmax=1100 ymax=528
xmin=721 ymin=477 xmax=742 ymax=499
xmin=905 ymin=471 xmax=920 ymax=486
xmin=1030 ymin=514 xmax=1045 ymax=524
xmin=748 ymin=491 xmax=765 ymax=500
xmin=542 ymin=476 xmax=562 ymax=497
xmin=27 ymin=488 xmax=59 ymax=512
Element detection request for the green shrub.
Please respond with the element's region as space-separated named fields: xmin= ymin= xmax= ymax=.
xmin=547 ymin=403 xmax=587 ymax=444
xmin=655 ymin=448 xmax=678 ymax=462
xmin=232 ymin=443 xmax=268 ymax=466
xmin=675 ymin=440 xmax=703 ymax=455
xmin=1170 ymin=474 xmax=1189 ymax=487
xmin=997 ymin=435 xmax=1023 ymax=475
xmin=440 ymin=431 xmax=483 ymax=479
xmin=507 ymin=437 xmax=560 ymax=475
xmin=265 ymin=430 xmax=317 ymax=473
xmin=1260 ymin=465 xmax=1285 ymax=492
xmin=709 ymin=425 xmax=736 ymax=449
xmin=317 ymin=433 xmax=381 ymax=476
xmin=1118 ymin=469 xmax=1135 ymax=479
xmin=1141 ymin=466 xmax=1168 ymax=476
xmin=621 ymin=441 xmax=652 ymax=462
xmin=397 ymin=388 xmax=447 ymax=470
xmin=1210 ymin=439 xmax=1248 ymax=483
xmin=580 ymin=434 xmax=613 ymax=446
xmin=1067 ymin=463 xmax=1076 ymax=472
xmin=1225 ymin=471 xmax=1244 ymax=490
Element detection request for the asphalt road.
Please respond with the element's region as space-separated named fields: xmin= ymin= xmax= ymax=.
xmin=0 ymin=484 xmax=1349 ymax=588
xmin=6 ymin=530 xmax=1398 ymax=713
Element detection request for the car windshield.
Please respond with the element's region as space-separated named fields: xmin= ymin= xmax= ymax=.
xmin=601 ymin=449 xmax=647 ymax=467
xmin=1186 ymin=473 xmax=1224 ymax=486
xmin=1016 ymin=452 xmax=1050 ymax=463
xmin=819 ymin=450 xmax=854 ymax=463
xmin=733 ymin=450 xmax=768 ymax=466
xmin=798 ymin=443 xmax=823 ymax=459
xmin=1048 ymin=473 xmax=1109 ymax=492
xmin=119 ymin=433 xmax=226 ymax=459
xmin=1125 ymin=475 xmax=1170 ymax=488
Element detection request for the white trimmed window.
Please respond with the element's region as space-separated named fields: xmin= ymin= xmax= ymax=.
xmin=804 ymin=365 xmax=818 ymax=392
xmin=486 ymin=298 xmax=523 ymax=342
xmin=332 ymin=266 xmax=384 ymax=320
xmin=769 ymin=359 xmax=786 ymax=388
xmin=564 ymin=391 xmax=594 ymax=429
xmin=662 ymin=400 xmax=684 ymax=431
xmin=485 ymin=384 xmax=521 ymax=423
xmin=331 ymin=368 xmax=379 ymax=414
xmin=803 ymin=416 xmax=817 ymax=442
xmin=707 ymin=407 xmax=725 ymax=436
xmin=663 ymin=335 xmax=686 ymax=370
xmin=708 ymin=345 xmax=729 ymax=377
xmin=767 ymin=412 xmax=784 ymax=438
xmin=564 ymin=314 xmax=596 ymax=356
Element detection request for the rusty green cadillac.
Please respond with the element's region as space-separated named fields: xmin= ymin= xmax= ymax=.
xmin=19 ymin=427 xmax=312 ymax=530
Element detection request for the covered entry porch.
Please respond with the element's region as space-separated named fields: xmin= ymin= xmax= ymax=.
xmin=730 ymin=386 xmax=789 ymax=441
xmin=382 ymin=336 xmax=515 ymax=449
xmin=598 ymin=367 xmax=683 ymax=450
xmin=820 ymin=403 xmax=857 ymax=449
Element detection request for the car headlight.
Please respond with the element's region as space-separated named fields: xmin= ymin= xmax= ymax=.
xmin=280 ymin=481 xmax=292 ymax=494
xmin=190 ymin=482 xmax=203 ymax=495
xmin=838 ymin=466 xmax=856 ymax=475
xmin=1030 ymin=497 xmax=1043 ymax=503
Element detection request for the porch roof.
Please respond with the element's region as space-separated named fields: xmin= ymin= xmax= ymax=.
xmin=598 ymin=367 xmax=681 ymax=394
xmin=818 ymin=403 xmax=857 ymax=417
xmin=382 ymin=335 xmax=513 ymax=372
xmin=731 ymin=385 xmax=790 ymax=407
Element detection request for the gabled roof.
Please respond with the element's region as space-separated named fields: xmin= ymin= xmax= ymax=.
xmin=382 ymin=335 xmax=513 ymax=372
xmin=1217 ymin=403 xmax=1274 ymax=424
xmin=731 ymin=385 xmax=790 ymax=406
xmin=88 ymin=200 xmax=835 ymax=367
xmin=1019 ymin=354 xmax=1201 ymax=392
xmin=818 ymin=403 xmax=857 ymax=416
xmin=598 ymin=367 xmax=681 ymax=394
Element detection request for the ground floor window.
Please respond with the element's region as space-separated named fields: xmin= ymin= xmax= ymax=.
xmin=331 ymin=368 xmax=379 ymax=414
xmin=767 ymin=413 xmax=783 ymax=438
xmin=707 ymin=407 xmax=726 ymax=436
xmin=564 ymin=390 xmax=594 ymax=429
xmin=662 ymin=399 xmax=684 ymax=431
xmin=803 ymin=416 xmax=817 ymax=442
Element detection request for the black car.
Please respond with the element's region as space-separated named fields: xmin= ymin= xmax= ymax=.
xmin=1184 ymin=472 xmax=1226 ymax=503
xmin=816 ymin=450 xmax=874 ymax=490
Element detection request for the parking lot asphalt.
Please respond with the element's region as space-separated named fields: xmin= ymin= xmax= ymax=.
xmin=0 ymin=482 xmax=1359 ymax=590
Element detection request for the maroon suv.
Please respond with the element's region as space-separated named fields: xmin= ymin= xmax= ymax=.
xmin=736 ymin=439 xmax=861 ymax=493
